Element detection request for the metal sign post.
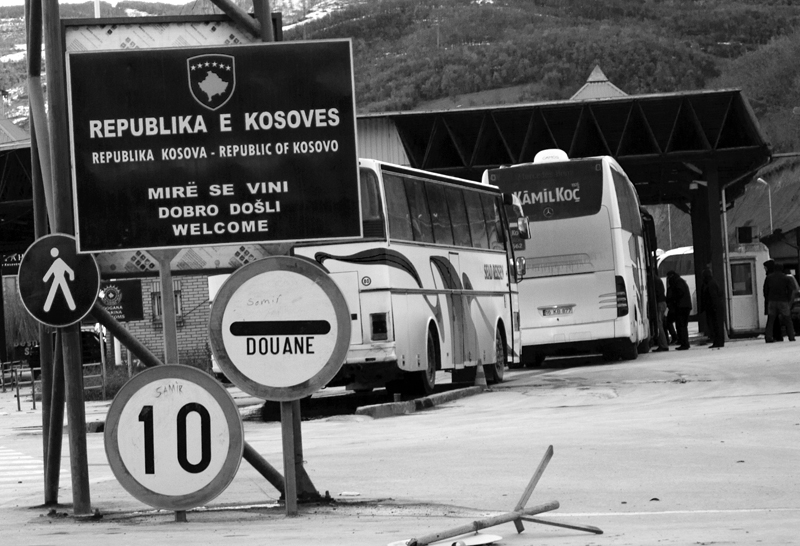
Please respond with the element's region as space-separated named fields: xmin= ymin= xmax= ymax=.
xmin=150 ymin=249 xmax=180 ymax=365
xmin=17 ymin=234 xmax=100 ymax=513
xmin=208 ymin=256 xmax=350 ymax=515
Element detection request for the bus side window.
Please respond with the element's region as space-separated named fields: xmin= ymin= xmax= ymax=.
xmin=481 ymin=193 xmax=504 ymax=250
xmin=464 ymin=190 xmax=489 ymax=249
xmin=360 ymin=167 xmax=385 ymax=238
xmin=445 ymin=187 xmax=473 ymax=248
xmin=403 ymin=177 xmax=435 ymax=243
xmin=426 ymin=182 xmax=455 ymax=246
xmin=384 ymin=173 xmax=414 ymax=241
xmin=611 ymin=169 xmax=643 ymax=236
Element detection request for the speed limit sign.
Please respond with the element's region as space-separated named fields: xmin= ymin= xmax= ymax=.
xmin=104 ymin=365 xmax=244 ymax=511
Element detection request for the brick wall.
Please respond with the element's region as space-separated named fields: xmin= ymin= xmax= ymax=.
xmin=110 ymin=274 xmax=211 ymax=370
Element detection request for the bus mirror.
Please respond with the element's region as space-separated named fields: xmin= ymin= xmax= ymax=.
xmin=515 ymin=256 xmax=526 ymax=282
xmin=517 ymin=217 xmax=531 ymax=239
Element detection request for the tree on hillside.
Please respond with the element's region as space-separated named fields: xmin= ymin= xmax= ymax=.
xmin=711 ymin=30 xmax=800 ymax=154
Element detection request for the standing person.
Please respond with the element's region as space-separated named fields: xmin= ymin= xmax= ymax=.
xmin=699 ymin=267 xmax=725 ymax=348
xmin=666 ymin=270 xmax=692 ymax=350
xmin=786 ymin=268 xmax=799 ymax=333
xmin=665 ymin=298 xmax=678 ymax=344
xmin=764 ymin=262 xmax=796 ymax=343
xmin=653 ymin=272 xmax=669 ymax=352
xmin=763 ymin=260 xmax=783 ymax=341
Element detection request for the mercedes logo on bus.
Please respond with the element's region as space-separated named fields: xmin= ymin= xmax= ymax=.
xmin=543 ymin=207 xmax=555 ymax=218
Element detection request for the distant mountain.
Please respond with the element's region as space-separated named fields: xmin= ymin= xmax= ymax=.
xmin=2 ymin=0 xmax=800 ymax=247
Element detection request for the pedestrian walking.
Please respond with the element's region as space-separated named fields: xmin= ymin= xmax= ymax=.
xmin=699 ymin=267 xmax=725 ymax=348
xmin=764 ymin=262 xmax=796 ymax=343
xmin=763 ymin=260 xmax=783 ymax=341
xmin=665 ymin=301 xmax=678 ymax=344
xmin=666 ymin=270 xmax=692 ymax=350
xmin=653 ymin=272 xmax=669 ymax=352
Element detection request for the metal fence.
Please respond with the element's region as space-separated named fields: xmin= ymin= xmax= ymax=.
xmin=1 ymin=358 xmax=106 ymax=411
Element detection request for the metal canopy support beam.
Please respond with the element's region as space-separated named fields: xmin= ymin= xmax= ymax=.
xmin=706 ymin=162 xmax=727 ymax=321
xmin=691 ymin=180 xmax=710 ymax=329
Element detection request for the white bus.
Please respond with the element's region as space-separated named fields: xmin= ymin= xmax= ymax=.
xmin=292 ymin=159 xmax=529 ymax=395
xmin=483 ymin=149 xmax=652 ymax=365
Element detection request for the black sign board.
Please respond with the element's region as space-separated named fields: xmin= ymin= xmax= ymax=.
xmin=67 ymin=40 xmax=360 ymax=253
xmin=100 ymin=280 xmax=144 ymax=322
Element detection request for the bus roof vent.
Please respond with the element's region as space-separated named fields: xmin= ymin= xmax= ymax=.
xmin=533 ymin=149 xmax=569 ymax=164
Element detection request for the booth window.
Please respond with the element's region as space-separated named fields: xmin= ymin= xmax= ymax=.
xmin=151 ymin=280 xmax=183 ymax=320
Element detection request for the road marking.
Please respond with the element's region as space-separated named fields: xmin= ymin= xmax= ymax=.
xmin=538 ymin=508 xmax=800 ymax=517
xmin=0 ymin=446 xmax=69 ymax=484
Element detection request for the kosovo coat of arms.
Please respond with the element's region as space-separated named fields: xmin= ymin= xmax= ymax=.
xmin=187 ymin=54 xmax=236 ymax=111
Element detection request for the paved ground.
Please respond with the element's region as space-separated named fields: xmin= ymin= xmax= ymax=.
xmin=1 ymin=333 xmax=799 ymax=545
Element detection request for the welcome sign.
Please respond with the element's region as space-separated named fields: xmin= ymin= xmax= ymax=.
xmin=66 ymin=40 xmax=360 ymax=253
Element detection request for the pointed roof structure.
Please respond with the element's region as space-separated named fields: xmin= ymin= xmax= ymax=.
xmin=570 ymin=65 xmax=627 ymax=101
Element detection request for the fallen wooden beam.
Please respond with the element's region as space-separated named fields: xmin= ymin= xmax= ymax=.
xmin=519 ymin=515 xmax=603 ymax=535
xmin=513 ymin=444 xmax=553 ymax=532
xmin=407 ymin=501 xmax=559 ymax=546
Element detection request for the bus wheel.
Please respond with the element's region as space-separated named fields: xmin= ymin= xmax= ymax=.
xmin=488 ymin=329 xmax=506 ymax=384
xmin=637 ymin=338 xmax=651 ymax=354
xmin=404 ymin=327 xmax=438 ymax=396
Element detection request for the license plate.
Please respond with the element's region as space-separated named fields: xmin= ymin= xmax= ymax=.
xmin=543 ymin=307 xmax=573 ymax=316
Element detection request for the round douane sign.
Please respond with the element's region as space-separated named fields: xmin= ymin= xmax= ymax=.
xmin=208 ymin=256 xmax=350 ymax=401
xmin=104 ymin=365 xmax=243 ymax=511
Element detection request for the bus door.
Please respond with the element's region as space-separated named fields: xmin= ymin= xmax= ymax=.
xmin=448 ymin=251 xmax=466 ymax=367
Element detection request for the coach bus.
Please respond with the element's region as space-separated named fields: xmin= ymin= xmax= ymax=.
xmin=292 ymin=159 xmax=529 ymax=396
xmin=483 ymin=149 xmax=652 ymax=365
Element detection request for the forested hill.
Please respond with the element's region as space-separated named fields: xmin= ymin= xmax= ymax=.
xmin=3 ymin=0 xmax=800 ymax=155
xmin=285 ymin=0 xmax=800 ymax=155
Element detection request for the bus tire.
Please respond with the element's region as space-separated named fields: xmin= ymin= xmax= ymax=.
xmin=487 ymin=328 xmax=506 ymax=384
xmin=402 ymin=326 xmax=439 ymax=396
xmin=637 ymin=337 xmax=651 ymax=354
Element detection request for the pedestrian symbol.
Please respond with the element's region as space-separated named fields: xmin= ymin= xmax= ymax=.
xmin=44 ymin=248 xmax=76 ymax=312
xmin=19 ymin=234 xmax=100 ymax=327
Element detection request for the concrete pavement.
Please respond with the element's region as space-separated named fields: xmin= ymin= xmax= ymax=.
xmin=1 ymin=334 xmax=799 ymax=545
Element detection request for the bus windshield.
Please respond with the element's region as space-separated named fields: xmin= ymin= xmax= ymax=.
xmin=491 ymin=159 xmax=604 ymax=222
xmin=488 ymin=159 xmax=613 ymax=277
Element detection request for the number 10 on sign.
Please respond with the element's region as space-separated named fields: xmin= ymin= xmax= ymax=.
xmin=105 ymin=366 xmax=243 ymax=511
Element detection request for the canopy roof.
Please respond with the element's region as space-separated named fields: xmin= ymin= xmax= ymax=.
xmin=367 ymin=88 xmax=771 ymax=209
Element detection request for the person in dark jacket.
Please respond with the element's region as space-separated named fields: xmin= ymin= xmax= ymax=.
xmin=699 ymin=267 xmax=725 ymax=348
xmin=654 ymin=274 xmax=669 ymax=352
xmin=764 ymin=260 xmax=783 ymax=341
xmin=666 ymin=270 xmax=692 ymax=350
xmin=764 ymin=262 xmax=797 ymax=342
